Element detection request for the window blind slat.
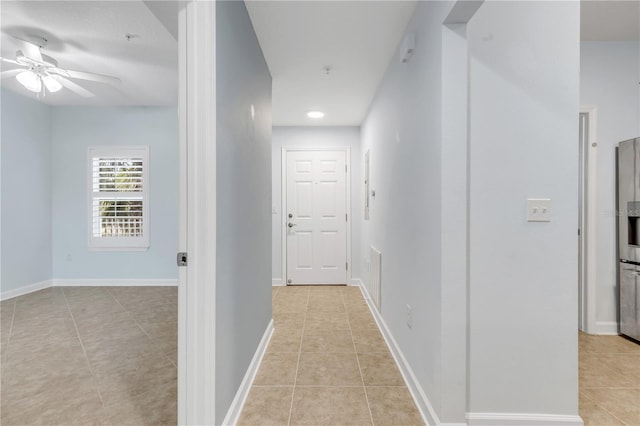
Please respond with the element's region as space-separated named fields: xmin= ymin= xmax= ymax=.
xmin=91 ymin=153 xmax=146 ymax=240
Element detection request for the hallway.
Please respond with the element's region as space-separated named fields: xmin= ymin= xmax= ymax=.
xmin=238 ymin=286 xmax=423 ymax=425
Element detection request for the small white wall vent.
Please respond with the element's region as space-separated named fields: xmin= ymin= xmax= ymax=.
xmin=400 ymin=32 xmax=416 ymax=63
xmin=370 ymin=247 xmax=382 ymax=310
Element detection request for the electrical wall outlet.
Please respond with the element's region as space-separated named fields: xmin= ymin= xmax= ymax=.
xmin=406 ymin=304 xmax=413 ymax=329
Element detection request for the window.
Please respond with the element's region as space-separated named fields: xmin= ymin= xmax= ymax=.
xmin=88 ymin=146 xmax=149 ymax=250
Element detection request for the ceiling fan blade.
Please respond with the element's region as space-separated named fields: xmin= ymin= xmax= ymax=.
xmin=14 ymin=38 xmax=43 ymax=62
xmin=50 ymin=68 xmax=120 ymax=85
xmin=1 ymin=69 xmax=22 ymax=79
xmin=52 ymin=75 xmax=95 ymax=98
xmin=0 ymin=57 xmax=21 ymax=65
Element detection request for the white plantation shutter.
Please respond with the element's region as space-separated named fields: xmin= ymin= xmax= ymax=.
xmin=88 ymin=146 xmax=149 ymax=249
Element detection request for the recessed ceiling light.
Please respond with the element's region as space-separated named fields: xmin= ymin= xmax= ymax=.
xmin=307 ymin=111 xmax=325 ymax=119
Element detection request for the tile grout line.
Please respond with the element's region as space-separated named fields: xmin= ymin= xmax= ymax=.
xmin=344 ymin=289 xmax=376 ymax=426
xmin=579 ymin=390 xmax=632 ymax=425
xmin=106 ymin=288 xmax=177 ymax=368
xmin=579 ymin=337 xmax=640 ymax=425
xmin=1 ymin=299 xmax=17 ymax=377
xmin=286 ymin=288 xmax=310 ymax=426
xmin=60 ymin=287 xmax=106 ymax=407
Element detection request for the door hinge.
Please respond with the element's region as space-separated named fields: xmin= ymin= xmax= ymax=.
xmin=345 ymin=165 xmax=347 ymax=173
xmin=177 ymin=252 xmax=188 ymax=267
xmin=346 ymin=213 xmax=348 ymax=222
xmin=346 ymin=262 xmax=348 ymax=271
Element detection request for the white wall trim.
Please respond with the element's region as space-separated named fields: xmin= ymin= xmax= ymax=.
xmin=280 ymin=146 xmax=352 ymax=286
xmin=52 ymin=279 xmax=178 ymax=287
xmin=0 ymin=279 xmax=53 ymax=301
xmin=181 ymin=1 xmax=217 ymax=424
xmin=222 ymin=319 xmax=274 ymax=426
xmin=177 ymin=2 xmax=188 ymax=424
xmin=466 ymin=413 xmax=584 ymax=426
xmin=0 ymin=278 xmax=178 ymax=301
xmin=272 ymin=278 xmax=285 ymax=286
xmin=579 ymin=106 xmax=598 ymax=334
xmin=595 ymin=321 xmax=619 ymax=335
xmin=357 ymin=282 xmax=440 ymax=426
xmin=350 ymin=277 xmax=363 ymax=287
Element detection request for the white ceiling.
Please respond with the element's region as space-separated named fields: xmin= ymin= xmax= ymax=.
xmin=0 ymin=1 xmax=178 ymax=106
xmin=1 ymin=1 xmax=635 ymax=115
xmin=246 ymin=0 xmax=417 ymax=126
xmin=581 ymin=0 xmax=640 ymax=41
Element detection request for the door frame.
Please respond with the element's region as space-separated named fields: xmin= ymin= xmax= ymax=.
xmin=579 ymin=106 xmax=598 ymax=334
xmin=281 ymin=146 xmax=352 ymax=285
xmin=178 ymin=1 xmax=217 ymax=424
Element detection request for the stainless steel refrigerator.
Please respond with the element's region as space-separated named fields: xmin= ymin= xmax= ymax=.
xmin=617 ymin=137 xmax=640 ymax=341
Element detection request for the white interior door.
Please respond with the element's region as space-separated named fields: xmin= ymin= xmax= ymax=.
xmin=286 ymin=150 xmax=347 ymax=285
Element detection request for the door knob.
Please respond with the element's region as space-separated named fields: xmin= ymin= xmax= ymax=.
xmin=288 ymin=222 xmax=297 ymax=228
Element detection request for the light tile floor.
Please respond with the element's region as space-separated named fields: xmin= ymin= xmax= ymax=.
xmin=8 ymin=286 xmax=633 ymax=426
xmin=0 ymin=286 xmax=177 ymax=425
xmin=579 ymin=331 xmax=640 ymax=426
xmin=238 ymin=285 xmax=424 ymax=426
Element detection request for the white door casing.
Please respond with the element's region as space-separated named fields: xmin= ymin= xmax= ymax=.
xmin=285 ymin=150 xmax=348 ymax=285
xmin=579 ymin=106 xmax=598 ymax=334
xmin=179 ymin=1 xmax=217 ymax=424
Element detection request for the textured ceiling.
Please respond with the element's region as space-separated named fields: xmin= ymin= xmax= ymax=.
xmin=0 ymin=1 xmax=178 ymax=106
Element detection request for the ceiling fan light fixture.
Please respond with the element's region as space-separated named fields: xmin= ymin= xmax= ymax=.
xmin=42 ymin=75 xmax=62 ymax=92
xmin=16 ymin=70 xmax=41 ymax=92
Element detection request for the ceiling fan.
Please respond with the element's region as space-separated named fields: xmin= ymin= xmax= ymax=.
xmin=0 ymin=35 xmax=121 ymax=98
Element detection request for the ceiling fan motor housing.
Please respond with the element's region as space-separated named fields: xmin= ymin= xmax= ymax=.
xmin=16 ymin=50 xmax=58 ymax=68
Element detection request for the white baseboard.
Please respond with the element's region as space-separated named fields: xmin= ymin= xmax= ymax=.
xmin=272 ymin=278 xmax=285 ymax=286
xmin=357 ymin=282 xmax=440 ymax=426
xmin=350 ymin=277 xmax=363 ymax=286
xmin=595 ymin=321 xmax=619 ymax=335
xmin=52 ymin=279 xmax=178 ymax=287
xmin=357 ymin=281 xmax=584 ymax=426
xmin=1 ymin=278 xmax=178 ymax=301
xmin=222 ymin=319 xmax=275 ymax=426
xmin=1 ymin=279 xmax=53 ymax=301
xmin=467 ymin=413 xmax=583 ymax=425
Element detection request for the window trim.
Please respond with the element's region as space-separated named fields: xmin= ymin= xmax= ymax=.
xmin=87 ymin=145 xmax=150 ymax=251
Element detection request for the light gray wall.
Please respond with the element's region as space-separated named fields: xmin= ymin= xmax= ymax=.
xmin=361 ymin=0 xmax=581 ymax=420
xmin=360 ymin=1 xmax=456 ymax=417
xmin=580 ymin=41 xmax=640 ymax=328
xmin=271 ymin=126 xmax=362 ymax=284
xmin=1 ymin=89 xmax=52 ymax=293
xmin=215 ymin=1 xmax=272 ymax=423
xmin=467 ymin=0 xmax=580 ymax=416
xmin=51 ymin=107 xmax=178 ymax=279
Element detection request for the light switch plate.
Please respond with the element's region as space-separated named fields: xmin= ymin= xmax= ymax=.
xmin=527 ymin=198 xmax=551 ymax=222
